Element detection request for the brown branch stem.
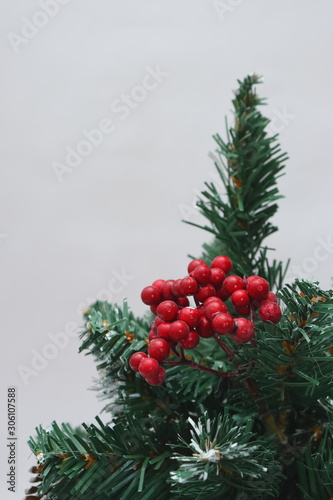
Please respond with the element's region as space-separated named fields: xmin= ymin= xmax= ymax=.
xmin=162 ymin=359 xmax=238 ymax=378
xmin=214 ymin=334 xmax=236 ymax=359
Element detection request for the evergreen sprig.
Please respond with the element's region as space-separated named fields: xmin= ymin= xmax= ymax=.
xmin=78 ymin=300 xmax=228 ymax=417
xmin=170 ymin=411 xmax=282 ymax=499
xmin=79 ymin=299 xmax=149 ymax=378
xmin=230 ymin=280 xmax=333 ymax=413
xmin=297 ymin=425 xmax=333 ymax=500
xmin=186 ymin=74 xmax=289 ymax=289
xmin=28 ymin=75 xmax=333 ymax=500
xmin=28 ymin=417 xmax=176 ymax=500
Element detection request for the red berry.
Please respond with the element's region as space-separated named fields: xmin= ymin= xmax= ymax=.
xmin=196 ymin=305 xmax=205 ymax=318
xmin=222 ymin=275 xmax=245 ymax=297
xmin=232 ymin=318 xmax=254 ymax=343
xmin=141 ymin=286 xmax=161 ymax=305
xmin=259 ymin=301 xmax=282 ymax=323
xmin=150 ymin=305 xmax=158 ymax=315
xmin=179 ymin=330 xmax=200 ymax=350
xmin=152 ymin=317 xmax=164 ymax=332
xmin=176 ymin=296 xmax=190 ymax=308
xmin=211 ymin=255 xmax=233 ymax=274
xmin=192 ymin=265 xmax=212 ymax=284
xmin=148 ymin=329 xmax=158 ymax=341
xmin=247 ymin=277 xmax=269 ymax=301
xmin=160 ymin=280 xmax=176 ymax=300
xmin=177 ymin=307 xmax=199 ymax=328
xmin=212 ymin=313 xmax=235 ymax=335
xmin=231 ymin=289 xmax=250 ymax=307
xmin=129 ymin=352 xmax=147 ymax=372
xmin=156 ymin=300 xmax=179 ymax=322
xmin=215 ymin=287 xmax=230 ymax=301
xmin=209 ymin=267 xmax=225 ymax=288
xmin=204 ymin=296 xmax=224 ymax=306
xmin=194 ymin=284 xmax=216 ymax=303
xmin=152 ymin=279 xmax=165 ymax=290
xmin=172 ymin=279 xmax=185 ymax=298
xmin=179 ymin=277 xmax=198 ymax=296
xmin=204 ymin=300 xmax=228 ymax=321
xmin=187 ymin=259 xmax=207 ymax=273
xmin=145 ymin=366 xmax=166 ymax=386
xmin=267 ymin=291 xmax=278 ymax=303
xmin=234 ymin=305 xmax=250 ymax=316
xmin=196 ymin=316 xmax=214 ymax=338
xmin=157 ymin=322 xmax=171 ymax=339
xmin=245 ymin=275 xmax=257 ymax=282
xmin=148 ymin=338 xmax=170 ymax=361
xmin=138 ymin=357 xmax=160 ymax=378
xmin=168 ymin=320 xmax=190 ymax=341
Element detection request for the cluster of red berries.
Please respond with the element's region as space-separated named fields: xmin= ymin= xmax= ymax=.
xmin=129 ymin=255 xmax=282 ymax=385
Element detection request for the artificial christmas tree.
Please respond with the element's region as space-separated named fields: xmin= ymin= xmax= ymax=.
xmin=27 ymin=75 xmax=333 ymax=500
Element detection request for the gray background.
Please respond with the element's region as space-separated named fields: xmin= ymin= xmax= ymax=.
xmin=1 ymin=0 xmax=333 ymax=498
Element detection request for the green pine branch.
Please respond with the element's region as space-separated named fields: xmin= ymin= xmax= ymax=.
xmin=28 ymin=416 xmax=176 ymax=500
xmin=28 ymin=75 xmax=333 ymax=500
xmin=186 ymin=74 xmax=289 ymax=289
xmin=297 ymin=425 xmax=333 ymax=500
xmin=171 ymin=411 xmax=282 ymax=499
xmin=78 ymin=300 xmax=229 ymax=418
xmin=28 ymin=410 xmax=284 ymax=500
xmin=29 ymin=280 xmax=333 ymax=499
xmin=231 ymin=280 xmax=333 ymax=413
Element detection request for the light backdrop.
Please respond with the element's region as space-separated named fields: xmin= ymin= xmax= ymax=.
xmin=1 ymin=1 xmax=333 ymax=497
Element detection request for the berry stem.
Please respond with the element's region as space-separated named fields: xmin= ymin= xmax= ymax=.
xmin=162 ymin=359 xmax=237 ymax=378
xmin=214 ymin=334 xmax=236 ymax=359
xmin=249 ymin=301 xmax=257 ymax=348
xmin=171 ymin=346 xmax=181 ymax=359
xmin=250 ymin=302 xmax=255 ymax=326
xmin=186 ymin=359 xmax=237 ymax=377
xmin=178 ymin=344 xmax=185 ymax=361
